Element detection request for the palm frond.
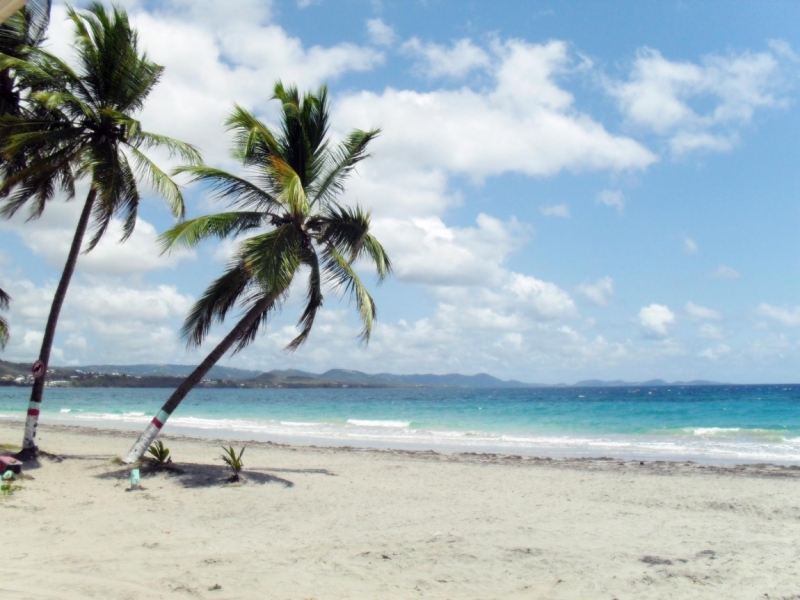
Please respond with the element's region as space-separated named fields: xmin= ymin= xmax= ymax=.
xmin=310 ymin=127 xmax=379 ymax=208
xmin=125 ymin=145 xmax=185 ymax=219
xmin=159 ymin=212 xmax=266 ymax=252
xmin=0 ymin=284 xmax=9 ymax=350
xmin=285 ymin=245 xmax=323 ymax=351
xmin=239 ymin=224 xmax=303 ymax=293
xmin=180 ymin=260 xmax=253 ymax=349
xmin=85 ymin=142 xmax=139 ymax=250
xmin=323 ymin=246 xmax=377 ymax=344
xmin=268 ymin=154 xmax=308 ymax=216
xmin=133 ymin=130 xmax=201 ymax=165
xmin=172 ymin=165 xmax=280 ymax=211
xmin=318 ymin=204 xmax=392 ymax=280
xmin=225 ymin=104 xmax=281 ymax=165
xmin=0 ymin=314 xmax=8 ymax=349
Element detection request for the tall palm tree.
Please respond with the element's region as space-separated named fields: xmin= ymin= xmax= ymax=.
xmin=0 ymin=283 xmax=9 ymax=349
xmin=0 ymin=3 xmax=201 ymax=459
xmin=123 ymin=83 xmax=391 ymax=463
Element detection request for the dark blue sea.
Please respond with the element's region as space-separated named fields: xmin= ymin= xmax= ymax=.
xmin=1 ymin=384 xmax=799 ymax=463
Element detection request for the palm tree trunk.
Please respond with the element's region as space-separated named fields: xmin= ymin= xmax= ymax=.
xmin=123 ymin=295 xmax=273 ymax=464
xmin=18 ymin=188 xmax=96 ymax=460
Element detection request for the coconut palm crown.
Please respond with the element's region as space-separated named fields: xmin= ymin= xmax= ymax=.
xmin=0 ymin=0 xmax=51 ymax=182
xmin=123 ymin=82 xmax=391 ymax=463
xmin=0 ymin=3 xmax=200 ymax=457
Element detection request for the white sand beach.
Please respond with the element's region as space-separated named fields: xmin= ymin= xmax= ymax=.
xmin=1 ymin=421 xmax=799 ymax=599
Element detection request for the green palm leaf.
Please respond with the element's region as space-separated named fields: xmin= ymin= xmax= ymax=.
xmin=159 ymin=212 xmax=267 ymax=252
xmin=323 ymin=246 xmax=377 ymax=344
xmin=0 ymin=284 xmax=9 ymax=349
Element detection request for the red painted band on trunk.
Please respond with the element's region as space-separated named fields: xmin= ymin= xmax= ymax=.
xmin=152 ymin=417 xmax=163 ymax=429
xmin=27 ymin=408 xmax=40 ymax=417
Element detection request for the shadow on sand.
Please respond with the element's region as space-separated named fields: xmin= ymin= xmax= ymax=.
xmin=94 ymin=462 xmax=337 ymax=489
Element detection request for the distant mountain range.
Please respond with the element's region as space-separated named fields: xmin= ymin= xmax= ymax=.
xmin=0 ymin=360 xmax=726 ymax=388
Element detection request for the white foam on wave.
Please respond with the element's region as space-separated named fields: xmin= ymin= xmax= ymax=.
xmin=347 ymin=419 xmax=410 ymax=428
xmin=22 ymin=407 xmax=800 ymax=464
xmin=60 ymin=408 xmax=71 ymax=413
xmin=686 ymin=427 xmax=741 ymax=436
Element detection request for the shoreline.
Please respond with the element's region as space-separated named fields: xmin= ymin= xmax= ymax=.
xmin=2 ymin=422 xmax=800 ymax=598
xmin=5 ymin=420 xmax=800 ymax=477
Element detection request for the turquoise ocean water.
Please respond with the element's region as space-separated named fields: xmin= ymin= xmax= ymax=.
xmin=1 ymin=385 xmax=799 ymax=464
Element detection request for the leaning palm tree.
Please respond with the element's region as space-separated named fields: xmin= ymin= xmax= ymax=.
xmin=0 ymin=3 xmax=200 ymax=459
xmin=123 ymin=83 xmax=391 ymax=463
xmin=0 ymin=283 xmax=9 ymax=349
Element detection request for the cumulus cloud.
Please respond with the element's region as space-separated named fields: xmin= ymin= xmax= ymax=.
xmin=334 ymin=39 xmax=656 ymax=200
xmin=578 ymin=277 xmax=614 ymax=306
xmin=372 ymin=214 xmax=528 ymax=286
xmin=685 ymin=301 xmax=721 ymax=321
xmin=402 ymin=37 xmax=491 ymax=78
xmin=607 ymin=45 xmax=789 ymax=155
xmin=596 ymin=189 xmax=625 ymax=212
xmin=0 ymin=199 xmax=194 ymax=275
xmin=366 ymin=18 xmax=397 ymax=47
xmin=2 ymin=277 xmax=194 ymax=365
xmin=638 ymin=303 xmax=675 ymax=337
xmin=756 ymin=303 xmax=800 ymax=327
xmin=540 ymin=204 xmax=570 ymax=218
xmin=712 ymin=265 xmax=741 ymax=279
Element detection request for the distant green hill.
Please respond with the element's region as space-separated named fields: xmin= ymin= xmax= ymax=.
xmin=1 ymin=361 xmax=726 ymax=389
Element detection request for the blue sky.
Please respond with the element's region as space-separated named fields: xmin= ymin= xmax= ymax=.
xmin=1 ymin=0 xmax=800 ymax=383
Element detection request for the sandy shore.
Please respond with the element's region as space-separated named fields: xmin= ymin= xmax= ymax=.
xmin=1 ymin=422 xmax=799 ymax=599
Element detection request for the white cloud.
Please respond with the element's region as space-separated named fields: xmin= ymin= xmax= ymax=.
xmin=1 ymin=199 xmax=194 ymax=275
xmin=596 ymin=189 xmax=625 ymax=212
xmin=373 ymin=214 xmax=528 ymax=286
xmin=607 ymin=45 xmax=788 ymax=155
xmin=699 ymin=344 xmax=731 ymax=360
xmin=2 ymin=278 xmax=194 ymax=365
xmin=402 ymin=37 xmax=491 ymax=78
xmin=334 ymin=39 xmax=656 ymax=199
xmin=638 ymin=303 xmax=676 ymax=338
xmin=712 ymin=265 xmax=741 ymax=279
xmin=670 ymin=131 xmax=737 ymax=154
xmin=578 ymin=277 xmax=614 ymax=306
xmin=540 ymin=204 xmax=570 ymax=218
xmin=685 ymin=301 xmax=721 ymax=321
xmin=683 ymin=236 xmax=698 ymax=254
xmin=366 ymin=18 xmax=397 ymax=47
xmin=43 ymin=3 xmax=386 ymax=170
xmin=297 ymin=0 xmax=320 ymax=8
xmin=756 ymin=303 xmax=800 ymax=327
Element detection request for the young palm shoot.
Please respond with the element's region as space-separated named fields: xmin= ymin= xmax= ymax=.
xmin=0 ymin=3 xmax=201 ymax=459
xmin=146 ymin=440 xmax=171 ymax=468
xmin=123 ymin=83 xmax=391 ymax=463
xmin=221 ymin=445 xmax=245 ymax=482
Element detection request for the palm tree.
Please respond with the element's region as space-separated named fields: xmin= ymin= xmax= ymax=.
xmin=0 ymin=3 xmax=201 ymax=459
xmin=0 ymin=0 xmax=50 ymax=181
xmin=0 ymin=284 xmax=9 ymax=349
xmin=123 ymin=83 xmax=391 ymax=463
